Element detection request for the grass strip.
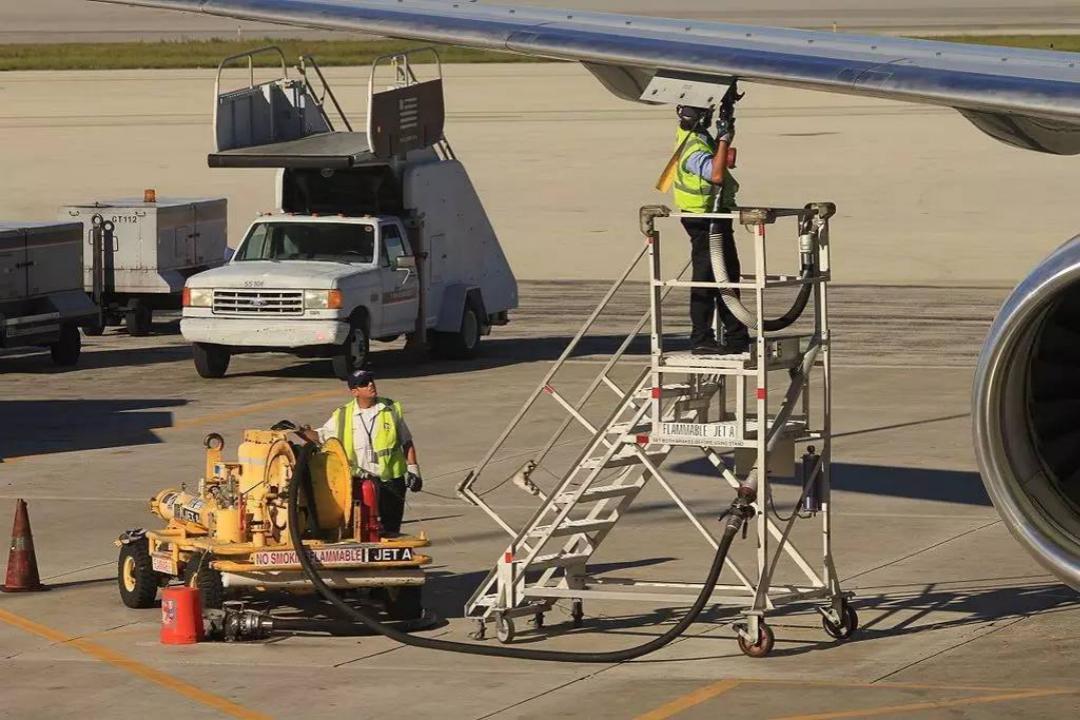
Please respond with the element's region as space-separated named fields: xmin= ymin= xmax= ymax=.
xmin=0 ymin=37 xmax=545 ymax=71
xmin=0 ymin=34 xmax=1076 ymax=72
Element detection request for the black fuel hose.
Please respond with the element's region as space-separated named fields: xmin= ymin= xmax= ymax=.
xmin=287 ymin=445 xmax=750 ymax=662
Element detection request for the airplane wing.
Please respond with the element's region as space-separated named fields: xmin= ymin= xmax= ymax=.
xmin=94 ymin=0 xmax=1080 ymax=154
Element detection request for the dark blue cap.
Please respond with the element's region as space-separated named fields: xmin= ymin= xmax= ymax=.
xmin=347 ymin=370 xmax=375 ymax=388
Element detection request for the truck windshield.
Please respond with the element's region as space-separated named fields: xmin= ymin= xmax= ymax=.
xmin=234 ymin=222 xmax=375 ymax=263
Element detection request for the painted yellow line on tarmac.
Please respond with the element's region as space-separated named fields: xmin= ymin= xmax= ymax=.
xmin=166 ymin=388 xmax=340 ymax=430
xmin=769 ymin=688 xmax=1071 ymax=720
xmin=0 ymin=607 xmax=269 ymax=720
xmin=634 ymin=679 xmax=740 ymax=720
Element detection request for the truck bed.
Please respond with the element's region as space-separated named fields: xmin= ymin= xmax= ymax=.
xmin=208 ymin=132 xmax=377 ymax=169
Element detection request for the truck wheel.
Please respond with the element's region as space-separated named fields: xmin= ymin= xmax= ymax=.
xmin=50 ymin=323 xmax=82 ymax=366
xmin=126 ymin=300 xmax=153 ymax=337
xmin=118 ymin=539 xmax=161 ymax=609
xmin=332 ymin=318 xmax=369 ymax=380
xmin=192 ymin=343 xmax=230 ymax=378
xmin=432 ymin=302 xmax=482 ymax=360
xmin=182 ymin=553 xmax=224 ymax=610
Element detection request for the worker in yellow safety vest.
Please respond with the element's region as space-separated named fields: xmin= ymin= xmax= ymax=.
xmin=299 ymin=369 xmax=421 ymax=534
xmin=672 ymin=101 xmax=749 ymax=355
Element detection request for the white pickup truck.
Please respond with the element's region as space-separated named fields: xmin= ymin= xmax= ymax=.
xmin=181 ymin=156 xmax=517 ymax=378
xmin=181 ymin=47 xmax=517 ymax=379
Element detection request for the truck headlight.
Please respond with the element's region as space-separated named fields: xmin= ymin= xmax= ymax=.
xmin=304 ymin=289 xmax=343 ymax=310
xmin=183 ymin=287 xmax=213 ymax=307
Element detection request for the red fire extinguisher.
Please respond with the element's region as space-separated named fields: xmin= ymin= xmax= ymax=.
xmin=355 ymin=477 xmax=382 ymax=542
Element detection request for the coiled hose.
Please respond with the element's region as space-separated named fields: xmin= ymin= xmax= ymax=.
xmin=708 ymin=200 xmax=815 ymax=332
xmin=287 ymin=445 xmax=752 ymax=662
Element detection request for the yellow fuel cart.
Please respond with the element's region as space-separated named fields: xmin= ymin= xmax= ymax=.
xmin=116 ymin=429 xmax=430 ymax=620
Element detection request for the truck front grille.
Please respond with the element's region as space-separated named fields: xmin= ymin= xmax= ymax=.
xmin=213 ymin=289 xmax=304 ymax=316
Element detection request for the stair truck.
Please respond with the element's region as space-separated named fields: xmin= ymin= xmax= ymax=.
xmin=0 ymin=221 xmax=99 ymax=366
xmin=180 ymin=48 xmax=516 ymax=378
xmin=60 ymin=192 xmax=228 ymax=337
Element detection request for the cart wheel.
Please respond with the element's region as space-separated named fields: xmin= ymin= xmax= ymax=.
xmin=117 ymin=539 xmax=161 ymax=609
xmin=182 ymin=553 xmax=224 ymax=609
xmin=737 ymin=622 xmax=775 ymax=658
xmin=532 ymin=612 xmax=544 ymax=628
xmin=383 ymin=586 xmax=424 ymax=621
xmin=822 ymin=604 xmax=859 ymax=641
xmin=50 ymin=323 xmax=81 ymax=367
xmin=468 ymin=619 xmax=487 ymax=641
xmin=332 ymin=317 xmax=369 ymax=379
xmin=83 ymin=318 xmax=105 ymax=337
xmin=126 ymin=300 xmax=153 ymax=337
xmin=192 ymin=342 xmax=230 ymax=379
xmin=571 ymin=599 xmax=584 ymax=628
xmin=496 ymin=615 xmax=516 ymax=644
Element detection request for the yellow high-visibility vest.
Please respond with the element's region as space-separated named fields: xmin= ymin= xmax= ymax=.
xmin=333 ymin=398 xmax=408 ymax=481
xmin=672 ymin=128 xmax=739 ymax=213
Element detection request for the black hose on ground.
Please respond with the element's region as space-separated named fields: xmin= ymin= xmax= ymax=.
xmin=287 ymin=444 xmax=752 ymax=662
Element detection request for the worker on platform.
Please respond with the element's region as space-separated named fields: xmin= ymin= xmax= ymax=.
xmin=673 ymin=99 xmax=750 ymax=355
xmin=298 ymin=369 xmax=422 ymax=535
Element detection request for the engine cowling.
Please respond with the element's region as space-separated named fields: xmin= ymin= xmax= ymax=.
xmin=973 ymin=235 xmax=1080 ymax=590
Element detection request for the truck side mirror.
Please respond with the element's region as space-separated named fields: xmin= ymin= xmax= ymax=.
xmin=394 ymin=255 xmax=416 ymax=271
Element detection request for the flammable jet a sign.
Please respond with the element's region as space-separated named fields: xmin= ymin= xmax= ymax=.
xmin=251 ymin=544 xmax=415 ymax=567
xmin=367 ymin=78 xmax=446 ymax=158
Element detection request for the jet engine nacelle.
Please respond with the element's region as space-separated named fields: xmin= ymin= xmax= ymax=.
xmin=974 ymin=235 xmax=1080 ymax=590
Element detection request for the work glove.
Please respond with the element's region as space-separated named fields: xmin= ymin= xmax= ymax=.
xmin=714 ymin=110 xmax=735 ymax=144
xmin=405 ymin=464 xmax=423 ymax=493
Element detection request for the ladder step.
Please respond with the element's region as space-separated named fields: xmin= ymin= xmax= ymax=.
xmin=556 ymin=481 xmax=644 ymax=504
xmin=530 ymin=517 xmax=616 ymax=538
xmin=581 ymin=450 xmax=664 ymax=469
xmin=526 ymin=551 xmax=592 ymax=570
xmin=607 ymin=421 xmax=650 ymax=436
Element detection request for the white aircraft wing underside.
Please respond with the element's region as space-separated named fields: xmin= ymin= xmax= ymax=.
xmin=93 ymin=0 xmax=1080 ymax=154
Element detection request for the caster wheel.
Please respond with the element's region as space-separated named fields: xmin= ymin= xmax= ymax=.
xmin=468 ymin=620 xmax=487 ymax=641
xmin=533 ymin=612 xmax=544 ymax=628
xmin=822 ymin=604 xmax=859 ymax=640
xmin=737 ymin=622 xmax=775 ymax=658
xmin=496 ymin=615 xmax=515 ymax=644
xmin=571 ymin=599 xmax=584 ymax=628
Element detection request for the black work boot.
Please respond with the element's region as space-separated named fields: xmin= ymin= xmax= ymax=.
xmin=691 ymin=338 xmax=723 ymax=355
xmin=720 ymin=332 xmax=751 ymax=355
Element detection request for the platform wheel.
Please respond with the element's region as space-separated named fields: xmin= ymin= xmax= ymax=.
xmin=571 ymin=598 xmax=584 ymax=628
xmin=822 ymin=603 xmax=859 ymax=641
xmin=495 ymin=614 xmax=516 ymax=644
xmin=737 ymin=622 xmax=775 ymax=659
xmin=117 ymin=539 xmax=160 ymax=609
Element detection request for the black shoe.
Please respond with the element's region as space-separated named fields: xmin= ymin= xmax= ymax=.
xmin=720 ymin=334 xmax=751 ymax=355
xmin=691 ymin=339 xmax=723 ymax=355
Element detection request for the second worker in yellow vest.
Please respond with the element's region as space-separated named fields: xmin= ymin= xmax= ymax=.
xmin=672 ymin=103 xmax=750 ymax=355
xmin=300 ymin=369 xmax=422 ymax=535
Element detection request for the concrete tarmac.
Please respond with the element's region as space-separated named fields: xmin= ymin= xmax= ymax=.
xmin=1 ymin=61 xmax=1079 ymax=719
xmin=0 ymin=283 xmax=1077 ymax=719
xmin=6 ymin=0 xmax=1080 ymax=42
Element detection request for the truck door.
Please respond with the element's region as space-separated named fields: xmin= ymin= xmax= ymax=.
xmin=0 ymin=228 xmax=28 ymax=302
xmin=378 ymin=222 xmax=419 ymax=334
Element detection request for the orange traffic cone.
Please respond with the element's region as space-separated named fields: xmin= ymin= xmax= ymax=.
xmin=2 ymin=499 xmax=47 ymax=592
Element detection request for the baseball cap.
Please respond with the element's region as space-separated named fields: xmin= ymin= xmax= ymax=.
xmin=347 ymin=369 xmax=375 ymax=388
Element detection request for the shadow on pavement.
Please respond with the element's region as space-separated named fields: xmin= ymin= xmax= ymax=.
xmin=671 ymin=456 xmax=992 ymax=506
xmin=0 ymin=398 xmax=186 ymax=461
